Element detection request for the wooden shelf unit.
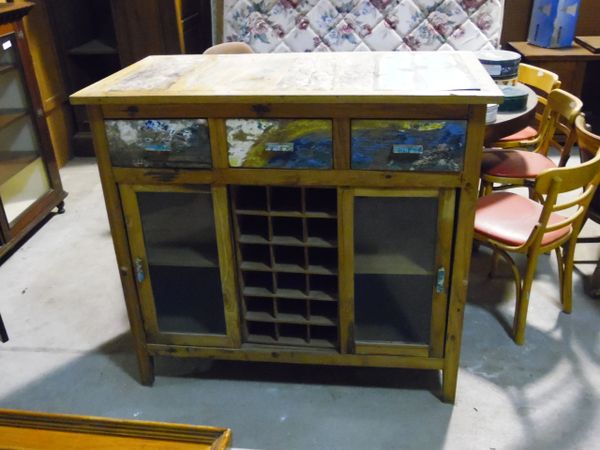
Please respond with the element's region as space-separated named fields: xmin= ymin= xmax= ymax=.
xmin=70 ymin=51 xmax=503 ymax=402
xmin=0 ymin=3 xmax=66 ymax=259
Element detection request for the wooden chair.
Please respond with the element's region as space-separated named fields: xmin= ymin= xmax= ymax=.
xmin=474 ymin=127 xmax=600 ymax=344
xmin=492 ymin=63 xmax=561 ymax=147
xmin=573 ymin=114 xmax=600 ymax=296
xmin=480 ymin=89 xmax=583 ymax=197
xmin=203 ymin=41 xmax=254 ymax=54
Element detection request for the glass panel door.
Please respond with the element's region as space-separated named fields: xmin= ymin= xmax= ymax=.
xmin=120 ymin=185 xmax=239 ymax=347
xmin=0 ymin=32 xmax=50 ymax=226
xmin=348 ymin=189 xmax=454 ymax=356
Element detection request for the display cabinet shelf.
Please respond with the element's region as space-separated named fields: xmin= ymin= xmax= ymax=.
xmin=70 ymin=51 xmax=503 ymax=402
xmin=0 ymin=110 xmax=28 ymax=130
xmin=0 ymin=64 xmax=15 ymax=75
xmin=67 ymin=38 xmax=118 ymax=56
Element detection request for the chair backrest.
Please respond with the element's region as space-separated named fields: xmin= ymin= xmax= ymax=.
xmin=534 ymin=89 xmax=583 ymax=164
xmin=575 ymin=114 xmax=600 ymax=221
xmin=203 ymin=42 xmax=254 ymax=55
xmin=531 ymin=126 xmax=600 ymax=247
xmin=518 ymin=63 xmax=561 ymax=125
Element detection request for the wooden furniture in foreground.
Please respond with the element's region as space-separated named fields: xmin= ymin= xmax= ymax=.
xmin=507 ymin=42 xmax=600 ymax=100
xmin=44 ymin=0 xmax=212 ymax=156
xmin=474 ymin=117 xmax=600 ymax=344
xmin=70 ymin=51 xmax=502 ymax=403
xmin=0 ymin=3 xmax=67 ymax=260
xmin=0 ymin=409 xmax=231 ymax=449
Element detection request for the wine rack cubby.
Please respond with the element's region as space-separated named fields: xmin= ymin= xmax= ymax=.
xmin=231 ymin=186 xmax=339 ymax=348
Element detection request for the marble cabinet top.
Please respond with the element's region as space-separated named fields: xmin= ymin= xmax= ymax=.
xmin=71 ymin=51 xmax=502 ymax=105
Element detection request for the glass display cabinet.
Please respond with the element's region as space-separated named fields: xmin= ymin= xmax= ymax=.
xmin=71 ymin=51 xmax=502 ymax=402
xmin=0 ymin=3 xmax=66 ymax=259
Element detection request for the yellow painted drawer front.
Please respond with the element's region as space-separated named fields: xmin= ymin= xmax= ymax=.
xmin=105 ymin=119 xmax=211 ymax=168
xmin=351 ymin=120 xmax=467 ymax=172
xmin=226 ymin=119 xmax=333 ymax=169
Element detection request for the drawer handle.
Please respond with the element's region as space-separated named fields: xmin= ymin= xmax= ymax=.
xmin=389 ymin=144 xmax=423 ymax=163
xmin=265 ymin=142 xmax=294 ymax=153
xmin=391 ymin=144 xmax=423 ymax=155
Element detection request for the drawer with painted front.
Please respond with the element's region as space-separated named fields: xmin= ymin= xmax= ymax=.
xmin=351 ymin=120 xmax=468 ymax=172
xmin=105 ymin=119 xmax=211 ymax=168
xmin=226 ymin=119 xmax=333 ymax=169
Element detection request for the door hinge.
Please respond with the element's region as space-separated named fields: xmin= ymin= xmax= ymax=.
xmin=436 ymin=267 xmax=446 ymax=293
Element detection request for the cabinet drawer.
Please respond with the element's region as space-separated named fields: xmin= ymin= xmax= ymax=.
xmin=105 ymin=119 xmax=211 ymax=168
xmin=351 ymin=120 xmax=467 ymax=172
xmin=227 ymin=119 xmax=333 ymax=169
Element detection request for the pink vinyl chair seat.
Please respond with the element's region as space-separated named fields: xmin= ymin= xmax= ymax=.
xmin=481 ymin=149 xmax=557 ymax=178
xmin=475 ymin=192 xmax=571 ymax=247
xmin=498 ymin=125 xmax=538 ymax=142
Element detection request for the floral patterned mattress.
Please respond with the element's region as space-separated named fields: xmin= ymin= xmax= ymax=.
xmin=219 ymin=0 xmax=505 ymax=52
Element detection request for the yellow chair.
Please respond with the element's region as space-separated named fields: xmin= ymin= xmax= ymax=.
xmin=473 ymin=117 xmax=600 ymax=344
xmin=573 ymin=114 xmax=600 ymax=296
xmin=480 ymin=89 xmax=583 ymax=197
xmin=203 ymin=42 xmax=254 ymax=54
xmin=493 ymin=63 xmax=561 ymax=147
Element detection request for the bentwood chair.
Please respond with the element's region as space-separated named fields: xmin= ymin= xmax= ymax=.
xmin=474 ymin=128 xmax=600 ymax=344
xmin=492 ymin=63 xmax=561 ymax=146
xmin=203 ymin=42 xmax=254 ymax=54
xmin=480 ymin=89 xmax=583 ymax=197
xmin=573 ymin=114 xmax=600 ymax=296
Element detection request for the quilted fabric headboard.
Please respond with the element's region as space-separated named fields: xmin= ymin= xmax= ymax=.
xmin=216 ymin=0 xmax=505 ymax=52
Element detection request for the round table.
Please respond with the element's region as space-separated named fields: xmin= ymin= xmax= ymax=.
xmin=484 ymin=83 xmax=538 ymax=146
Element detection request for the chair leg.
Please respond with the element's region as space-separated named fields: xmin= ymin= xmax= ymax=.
xmin=488 ymin=249 xmax=500 ymax=277
xmin=513 ymin=254 xmax=539 ymax=345
xmin=555 ymin=246 xmax=564 ymax=299
xmin=560 ymin=240 xmax=576 ymax=314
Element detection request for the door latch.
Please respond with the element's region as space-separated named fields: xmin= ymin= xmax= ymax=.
xmin=436 ymin=267 xmax=446 ymax=293
xmin=134 ymin=258 xmax=145 ymax=283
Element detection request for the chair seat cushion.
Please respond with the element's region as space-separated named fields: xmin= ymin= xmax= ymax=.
xmin=498 ymin=126 xmax=538 ymax=142
xmin=481 ymin=149 xmax=556 ymax=178
xmin=475 ymin=192 xmax=571 ymax=247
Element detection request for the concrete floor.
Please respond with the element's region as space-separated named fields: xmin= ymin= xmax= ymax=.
xmin=1 ymin=157 xmax=599 ymax=450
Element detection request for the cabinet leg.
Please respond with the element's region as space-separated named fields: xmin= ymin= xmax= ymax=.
xmin=56 ymin=201 xmax=66 ymax=214
xmin=441 ymin=368 xmax=457 ymax=404
xmin=137 ymin=352 xmax=155 ymax=386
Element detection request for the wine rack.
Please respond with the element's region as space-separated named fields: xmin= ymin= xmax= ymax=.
xmin=231 ymin=186 xmax=339 ymax=348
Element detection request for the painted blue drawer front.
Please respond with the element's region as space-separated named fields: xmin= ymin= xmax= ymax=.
xmin=227 ymin=119 xmax=332 ymax=169
xmin=351 ymin=120 xmax=467 ymax=172
xmin=105 ymin=119 xmax=211 ymax=168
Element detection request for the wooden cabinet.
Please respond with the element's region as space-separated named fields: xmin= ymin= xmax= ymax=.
xmin=44 ymin=0 xmax=212 ymax=156
xmin=0 ymin=3 xmax=66 ymax=260
xmin=71 ymin=51 xmax=502 ymax=402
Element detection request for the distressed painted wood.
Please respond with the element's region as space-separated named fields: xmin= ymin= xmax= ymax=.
xmin=105 ymin=119 xmax=211 ymax=168
xmin=226 ymin=119 xmax=332 ymax=169
xmin=351 ymin=120 xmax=467 ymax=172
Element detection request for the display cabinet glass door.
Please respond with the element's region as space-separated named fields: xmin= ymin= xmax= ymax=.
xmin=0 ymin=31 xmax=51 ymax=229
xmin=120 ymin=185 xmax=240 ymax=347
xmin=341 ymin=189 xmax=455 ymax=357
